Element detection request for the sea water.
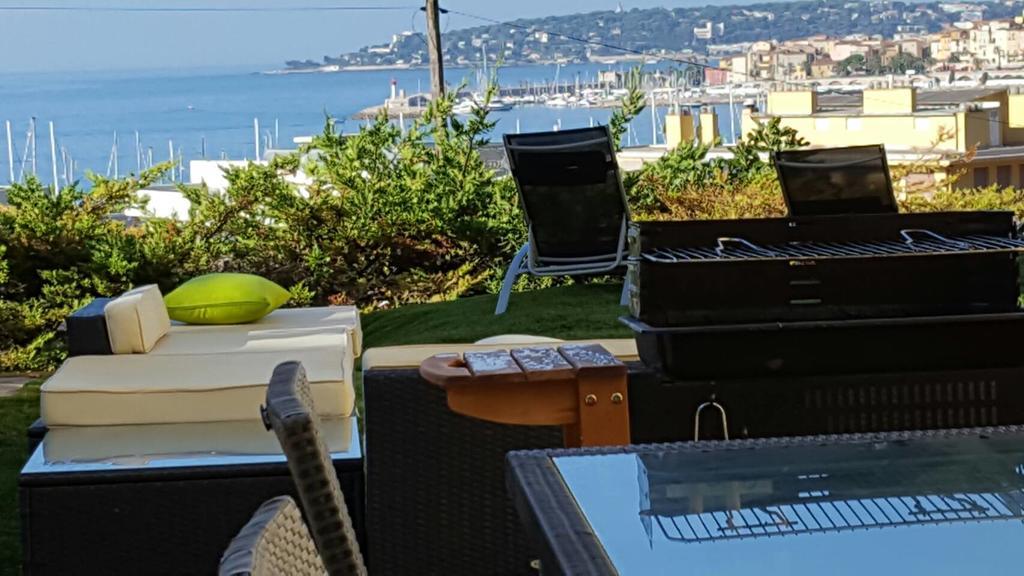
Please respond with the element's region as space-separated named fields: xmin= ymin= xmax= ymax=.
xmin=0 ymin=62 xmax=741 ymax=187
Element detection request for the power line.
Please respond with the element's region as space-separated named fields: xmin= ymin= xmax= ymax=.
xmin=0 ymin=4 xmax=418 ymax=12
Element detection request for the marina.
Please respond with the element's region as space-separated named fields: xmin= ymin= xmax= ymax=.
xmin=0 ymin=63 xmax=749 ymax=189
xmin=13 ymin=60 xmax=1017 ymax=190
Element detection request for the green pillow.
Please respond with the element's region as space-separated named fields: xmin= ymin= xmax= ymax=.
xmin=164 ymin=273 xmax=290 ymax=325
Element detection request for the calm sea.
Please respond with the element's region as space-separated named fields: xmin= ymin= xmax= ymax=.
xmin=0 ymin=63 xmax=740 ymax=187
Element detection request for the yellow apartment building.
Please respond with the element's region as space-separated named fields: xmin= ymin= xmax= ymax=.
xmin=741 ymin=86 xmax=1024 ymax=190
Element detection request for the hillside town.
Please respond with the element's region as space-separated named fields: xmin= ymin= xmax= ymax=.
xmin=282 ymin=0 xmax=1024 ymax=73
xmin=712 ymin=11 xmax=1024 ymax=83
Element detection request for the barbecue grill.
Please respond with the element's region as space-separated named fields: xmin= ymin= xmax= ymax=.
xmin=627 ymin=211 xmax=1023 ymax=327
xmin=620 ymin=208 xmax=1024 ymax=440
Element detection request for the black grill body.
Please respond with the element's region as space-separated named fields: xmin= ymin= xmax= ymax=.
xmin=624 ymin=312 xmax=1024 ymax=380
xmin=628 ymin=211 xmax=1022 ymax=327
xmin=628 ymin=366 xmax=1024 ymax=442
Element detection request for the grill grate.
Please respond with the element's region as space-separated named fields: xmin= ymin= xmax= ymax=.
xmin=650 ymin=491 xmax=1024 ymax=544
xmin=640 ymin=232 xmax=1024 ymax=263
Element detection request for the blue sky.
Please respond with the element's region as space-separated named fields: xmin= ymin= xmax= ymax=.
xmin=0 ymin=0 xmax=744 ymax=72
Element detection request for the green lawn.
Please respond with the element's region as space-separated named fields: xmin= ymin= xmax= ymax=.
xmin=361 ymin=283 xmax=630 ymax=348
xmin=0 ymin=283 xmax=630 ymax=575
xmin=0 ymin=382 xmax=41 ymax=575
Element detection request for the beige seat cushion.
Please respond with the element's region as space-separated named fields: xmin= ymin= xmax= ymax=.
xmin=42 ymin=417 xmax=353 ymax=464
xmin=150 ymin=327 xmax=346 ymax=358
xmin=168 ymin=306 xmax=363 ymax=357
xmin=473 ymin=334 xmax=564 ymax=345
xmin=104 ymin=284 xmax=171 ymax=354
xmin=41 ymin=332 xmax=354 ymax=426
xmin=362 ymin=338 xmax=638 ymax=371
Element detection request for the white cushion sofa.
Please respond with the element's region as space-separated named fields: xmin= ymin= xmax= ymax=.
xmin=40 ymin=285 xmax=361 ymax=427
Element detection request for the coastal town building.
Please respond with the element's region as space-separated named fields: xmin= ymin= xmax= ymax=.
xmin=707 ymin=12 xmax=1024 ymax=84
xmin=693 ymin=22 xmax=725 ymax=41
xmin=619 ymin=85 xmax=1024 ymax=193
xmin=704 ymin=67 xmax=730 ymax=86
xmin=811 ymin=58 xmax=837 ymax=78
xmin=741 ymin=86 xmax=1024 ymax=189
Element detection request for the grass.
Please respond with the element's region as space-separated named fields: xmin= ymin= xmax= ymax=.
xmin=0 ymin=382 xmax=41 ymax=575
xmin=361 ymin=283 xmax=630 ymax=348
xmin=0 ymin=283 xmax=629 ymax=575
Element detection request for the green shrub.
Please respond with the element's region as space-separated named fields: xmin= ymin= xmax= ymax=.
xmin=0 ymin=91 xmax=529 ymax=372
xmin=626 ymin=118 xmax=804 ymax=220
xmin=900 ymin=185 xmax=1024 ymax=218
xmin=0 ymin=164 xmax=173 ymax=371
xmin=4 ymin=90 xmax=1024 ymax=374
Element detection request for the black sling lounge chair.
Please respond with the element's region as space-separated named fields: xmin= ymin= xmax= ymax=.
xmin=498 ymin=126 xmax=631 ymax=314
xmin=772 ymin=144 xmax=897 ymax=217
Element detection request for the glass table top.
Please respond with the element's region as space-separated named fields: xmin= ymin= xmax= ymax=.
xmin=21 ymin=416 xmax=360 ymax=475
xmin=554 ymin=434 xmax=1024 ymax=576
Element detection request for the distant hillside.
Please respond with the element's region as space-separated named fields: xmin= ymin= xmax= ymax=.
xmin=284 ymin=0 xmax=1023 ymax=70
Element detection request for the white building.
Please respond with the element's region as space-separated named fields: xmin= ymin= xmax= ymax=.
xmin=125 ymin=184 xmax=194 ymax=220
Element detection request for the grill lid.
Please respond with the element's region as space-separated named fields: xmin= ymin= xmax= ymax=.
xmin=773 ymin=145 xmax=898 ymax=217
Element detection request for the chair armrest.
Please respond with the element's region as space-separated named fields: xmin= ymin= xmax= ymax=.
xmin=66 ymin=298 xmax=115 ymax=357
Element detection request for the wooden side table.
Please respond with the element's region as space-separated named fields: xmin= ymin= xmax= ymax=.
xmin=419 ymin=344 xmax=630 ymax=447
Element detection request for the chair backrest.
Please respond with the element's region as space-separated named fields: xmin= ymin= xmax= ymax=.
xmin=504 ymin=126 xmax=629 ymax=261
xmin=219 ymin=496 xmax=326 ymax=576
xmin=262 ymin=361 xmax=367 ymax=576
xmin=772 ymin=145 xmax=897 ymax=217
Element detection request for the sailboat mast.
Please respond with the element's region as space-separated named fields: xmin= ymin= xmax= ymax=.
xmin=253 ymin=118 xmax=260 ymax=160
xmin=5 ymin=120 xmax=13 ymax=184
xmin=49 ymin=121 xmax=58 ymax=193
xmin=728 ymin=85 xmax=736 ymax=145
xmin=481 ymin=43 xmax=488 ymax=85
xmin=60 ymin=146 xmax=68 ymax=186
xmin=30 ymin=117 xmax=37 ymax=176
xmin=650 ymin=92 xmax=657 ymax=145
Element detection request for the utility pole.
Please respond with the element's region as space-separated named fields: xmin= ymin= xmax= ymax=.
xmin=425 ymin=0 xmax=445 ymax=98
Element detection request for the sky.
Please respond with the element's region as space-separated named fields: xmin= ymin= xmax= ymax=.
xmin=0 ymin=0 xmax=742 ymax=72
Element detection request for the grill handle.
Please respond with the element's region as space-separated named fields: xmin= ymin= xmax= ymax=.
xmin=899 ymin=229 xmax=970 ymax=250
xmin=715 ymin=237 xmax=779 ymax=258
xmin=694 ymin=400 xmax=730 ymax=441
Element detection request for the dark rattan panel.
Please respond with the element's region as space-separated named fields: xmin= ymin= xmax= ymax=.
xmin=363 ymin=368 xmax=563 ymax=576
xmin=20 ymin=456 xmax=363 ymax=576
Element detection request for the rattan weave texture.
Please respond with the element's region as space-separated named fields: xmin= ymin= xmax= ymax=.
xmin=363 ymin=367 xmax=564 ymax=575
xmin=220 ymin=495 xmax=327 ymax=576
xmin=265 ymin=362 xmax=367 ymax=576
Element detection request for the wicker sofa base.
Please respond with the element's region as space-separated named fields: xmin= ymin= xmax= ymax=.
xmin=20 ymin=441 xmax=364 ymax=576
xmin=365 ymin=367 xmax=564 ymax=576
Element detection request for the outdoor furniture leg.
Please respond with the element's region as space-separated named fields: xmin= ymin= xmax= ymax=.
xmin=495 ymin=243 xmax=530 ymax=315
xmin=620 ymin=274 xmax=630 ymax=306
